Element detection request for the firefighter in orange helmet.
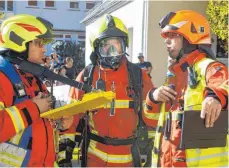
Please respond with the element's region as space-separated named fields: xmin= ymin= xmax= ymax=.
xmin=0 ymin=14 xmax=70 ymax=166
xmin=69 ymin=14 xmax=156 ymax=167
xmin=146 ymin=10 xmax=228 ymax=167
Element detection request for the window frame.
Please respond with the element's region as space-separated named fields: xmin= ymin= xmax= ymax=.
xmin=28 ymin=0 xmax=38 ymax=7
xmin=44 ymin=0 xmax=55 ymax=8
xmin=69 ymin=0 xmax=79 ymax=9
xmin=54 ymin=34 xmax=64 ymax=39
xmin=7 ymin=0 xmax=14 ymax=11
xmin=64 ymin=34 xmax=72 ymax=39
xmin=86 ymin=1 xmax=95 ymax=10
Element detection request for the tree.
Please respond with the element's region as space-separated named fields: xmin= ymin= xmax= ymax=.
xmin=206 ymin=0 xmax=228 ymax=52
xmin=52 ymin=40 xmax=85 ymax=72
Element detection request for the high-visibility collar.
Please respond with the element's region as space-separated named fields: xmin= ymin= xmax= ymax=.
xmin=169 ymin=50 xmax=207 ymax=75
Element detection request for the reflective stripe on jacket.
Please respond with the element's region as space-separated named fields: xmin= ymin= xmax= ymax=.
xmin=0 ymin=55 xmax=56 ymax=167
xmin=152 ymin=56 xmax=228 ymax=167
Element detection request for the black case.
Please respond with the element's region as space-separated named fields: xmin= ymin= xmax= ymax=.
xmin=179 ymin=110 xmax=228 ymax=149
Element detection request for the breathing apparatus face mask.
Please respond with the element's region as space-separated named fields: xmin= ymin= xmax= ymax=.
xmin=97 ymin=37 xmax=126 ymax=69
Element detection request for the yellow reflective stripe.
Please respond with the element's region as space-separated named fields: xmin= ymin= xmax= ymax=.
xmin=74 ymin=132 xmax=81 ymax=136
xmin=60 ymin=134 xmax=75 ymax=141
xmin=54 ymin=161 xmax=59 ymax=167
xmin=0 ymin=143 xmax=27 ymax=166
xmin=186 ymin=151 xmax=228 ymax=164
xmin=72 ymin=155 xmax=79 ymax=160
xmin=9 ymin=131 xmax=24 ymax=145
xmin=88 ymin=112 xmax=99 ymax=135
xmin=57 ymin=151 xmax=66 ymax=162
xmin=148 ymin=130 xmax=156 ymax=138
xmin=0 ymin=158 xmax=21 ymax=167
xmin=144 ymin=110 xmax=183 ymax=121
xmin=72 ymin=148 xmax=80 ymax=160
xmin=144 ymin=109 xmax=160 ymax=120
xmin=0 ymin=151 xmax=23 ymax=167
xmin=0 ymin=151 xmax=24 ymax=162
xmin=103 ymin=100 xmax=131 ymax=108
xmin=88 ymin=143 xmax=132 ymax=163
xmin=5 ymin=106 xmax=25 ymax=133
xmin=219 ymin=80 xmax=229 ymax=92
xmin=152 ymin=103 xmax=166 ymax=166
xmin=88 ymin=112 xmax=96 ymax=131
xmin=102 ymin=100 xmax=145 ymax=109
xmin=0 ymin=101 xmax=4 ymax=110
xmin=91 ymin=129 xmax=99 ymax=136
xmin=73 ymin=147 xmax=80 ymax=154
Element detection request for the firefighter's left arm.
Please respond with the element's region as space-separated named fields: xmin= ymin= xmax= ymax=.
xmin=204 ymin=62 xmax=228 ymax=109
xmin=201 ymin=62 xmax=228 ymax=127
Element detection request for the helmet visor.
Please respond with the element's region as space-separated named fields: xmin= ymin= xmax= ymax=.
xmin=98 ymin=37 xmax=126 ymax=57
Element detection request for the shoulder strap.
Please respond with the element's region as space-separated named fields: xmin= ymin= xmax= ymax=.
xmin=0 ymin=55 xmax=29 ymax=104
xmin=127 ymin=61 xmax=145 ymax=125
xmin=127 ymin=61 xmax=149 ymax=150
xmin=83 ymin=64 xmax=96 ymax=87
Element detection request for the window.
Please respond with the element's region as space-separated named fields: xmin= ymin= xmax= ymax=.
xmin=7 ymin=0 xmax=13 ymax=11
xmin=64 ymin=34 xmax=72 ymax=38
xmin=45 ymin=0 xmax=54 ymax=8
xmin=0 ymin=1 xmax=5 ymax=10
xmin=28 ymin=0 xmax=37 ymax=6
xmin=86 ymin=2 xmax=95 ymax=10
xmin=78 ymin=35 xmax=85 ymax=39
xmin=216 ymin=38 xmax=228 ymax=58
xmin=70 ymin=0 xmax=78 ymax=9
xmin=54 ymin=34 xmax=63 ymax=38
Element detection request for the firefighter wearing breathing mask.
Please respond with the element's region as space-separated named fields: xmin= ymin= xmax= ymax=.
xmin=67 ymin=14 xmax=159 ymax=167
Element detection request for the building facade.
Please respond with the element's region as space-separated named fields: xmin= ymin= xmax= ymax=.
xmin=82 ymin=0 xmax=228 ymax=87
xmin=0 ymin=0 xmax=100 ymax=55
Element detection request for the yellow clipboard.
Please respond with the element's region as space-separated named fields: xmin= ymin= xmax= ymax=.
xmin=40 ymin=91 xmax=115 ymax=119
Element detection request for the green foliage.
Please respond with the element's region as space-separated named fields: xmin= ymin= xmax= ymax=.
xmin=52 ymin=40 xmax=85 ymax=71
xmin=206 ymin=0 xmax=228 ymax=52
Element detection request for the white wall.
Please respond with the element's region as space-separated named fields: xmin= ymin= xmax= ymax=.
xmin=147 ymin=1 xmax=208 ymax=86
xmin=85 ymin=0 xmax=144 ymax=65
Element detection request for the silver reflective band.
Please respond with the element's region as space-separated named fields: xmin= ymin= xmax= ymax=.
xmin=0 ymin=143 xmax=27 ymax=167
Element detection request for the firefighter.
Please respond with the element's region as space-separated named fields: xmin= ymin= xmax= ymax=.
xmin=68 ymin=14 xmax=156 ymax=167
xmin=147 ymin=10 xmax=228 ymax=167
xmin=0 ymin=14 xmax=70 ymax=166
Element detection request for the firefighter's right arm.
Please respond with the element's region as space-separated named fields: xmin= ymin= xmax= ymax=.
xmin=0 ymin=72 xmax=51 ymax=142
xmin=143 ymin=86 xmax=176 ymax=129
xmin=152 ymin=86 xmax=177 ymax=102
xmin=64 ymin=69 xmax=87 ymax=132
xmin=69 ymin=69 xmax=86 ymax=101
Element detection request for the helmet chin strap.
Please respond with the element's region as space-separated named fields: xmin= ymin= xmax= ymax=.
xmin=175 ymin=48 xmax=184 ymax=62
xmin=174 ymin=38 xmax=198 ymax=62
xmin=4 ymin=43 xmax=29 ymax=61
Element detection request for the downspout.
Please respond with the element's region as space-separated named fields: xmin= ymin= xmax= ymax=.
xmin=4 ymin=0 xmax=7 ymax=15
xmin=141 ymin=0 xmax=148 ymax=60
xmin=141 ymin=0 xmax=145 ymax=55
